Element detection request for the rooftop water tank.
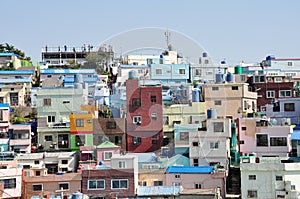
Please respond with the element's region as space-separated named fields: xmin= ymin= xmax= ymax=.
xmin=221 ymin=60 xmax=226 ymax=64
xmin=226 ymin=73 xmax=235 ymax=83
xmin=128 ymin=70 xmax=138 ymax=80
xmin=234 ymin=65 xmax=243 ymax=74
xmin=192 ymin=88 xmax=200 ymax=102
xmin=207 ymin=108 xmax=217 ymax=119
xmin=216 ymin=72 xmax=225 ymax=83
xmin=202 ymin=52 xmax=208 ymax=57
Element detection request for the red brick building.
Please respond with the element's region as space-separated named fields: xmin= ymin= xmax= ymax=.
xmin=81 ymin=168 xmax=135 ymax=198
xmin=126 ymin=79 xmax=163 ymax=152
xmin=249 ymin=75 xmax=295 ymax=112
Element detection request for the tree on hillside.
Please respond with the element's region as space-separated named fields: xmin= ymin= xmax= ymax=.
xmin=0 ymin=43 xmax=30 ymax=60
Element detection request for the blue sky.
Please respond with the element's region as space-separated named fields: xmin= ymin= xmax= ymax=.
xmin=1 ymin=0 xmax=300 ymax=65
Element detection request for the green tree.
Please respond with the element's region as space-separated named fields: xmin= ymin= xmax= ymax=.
xmin=0 ymin=43 xmax=29 ymax=60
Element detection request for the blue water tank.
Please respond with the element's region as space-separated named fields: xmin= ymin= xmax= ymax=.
xmin=207 ymin=108 xmax=217 ymax=119
xmin=202 ymin=52 xmax=208 ymax=57
xmin=192 ymin=89 xmax=200 ymax=102
xmin=128 ymin=70 xmax=138 ymax=80
xmin=221 ymin=60 xmax=226 ymax=64
xmin=226 ymin=73 xmax=235 ymax=82
xmin=216 ymin=72 xmax=225 ymax=83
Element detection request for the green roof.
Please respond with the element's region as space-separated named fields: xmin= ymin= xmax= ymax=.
xmin=96 ymin=141 xmax=120 ymax=149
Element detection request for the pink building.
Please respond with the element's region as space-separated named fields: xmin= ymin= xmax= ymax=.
xmin=96 ymin=141 xmax=120 ymax=166
xmin=165 ymin=166 xmax=226 ymax=199
xmin=0 ymin=104 xmax=10 ymax=151
xmin=9 ymin=124 xmax=31 ymax=153
xmin=238 ymin=117 xmax=292 ymax=157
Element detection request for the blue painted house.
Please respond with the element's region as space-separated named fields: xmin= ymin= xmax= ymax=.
xmin=150 ymin=64 xmax=190 ymax=86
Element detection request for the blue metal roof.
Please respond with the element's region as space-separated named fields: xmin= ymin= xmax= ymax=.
xmin=63 ymin=77 xmax=99 ymax=83
xmin=120 ymin=64 xmax=150 ymax=68
xmin=292 ymin=130 xmax=300 ymax=140
xmin=137 ymin=186 xmax=181 ymax=196
xmin=0 ymin=52 xmax=19 ymax=57
xmin=0 ymin=70 xmax=34 ymax=75
xmin=166 ymin=166 xmax=214 ymax=174
xmin=0 ymin=103 xmax=9 ymax=108
xmin=0 ymin=78 xmax=32 ymax=83
xmin=40 ymin=69 xmax=96 ymax=74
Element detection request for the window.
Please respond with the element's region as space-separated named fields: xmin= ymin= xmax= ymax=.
xmin=204 ymin=60 xmax=209 ymax=64
xmin=240 ymin=140 xmax=245 ymax=144
xmin=288 ymin=61 xmax=293 ymax=66
xmin=195 ymin=183 xmax=201 ymax=189
xmin=242 ymin=127 xmax=247 ymax=131
xmin=241 ymin=75 xmax=246 ymax=81
xmin=179 ymin=69 xmax=185 ymax=74
xmin=61 ymin=160 xmax=68 ymax=164
xmin=192 ymin=142 xmax=198 ymax=147
xmin=212 ymin=86 xmax=219 ymax=91
xmin=232 ymin=86 xmax=238 ymax=90
xmin=214 ymin=100 xmax=222 ymax=105
xmin=75 ymin=135 xmax=85 ymax=146
xmin=62 ymin=101 xmax=70 ymax=104
xmin=248 ymin=175 xmax=256 ymax=180
xmin=59 ymin=182 xmax=69 ymax=190
xmin=133 ymin=137 xmax=142 ymax=145
xmin=195 ymin=69 xmax=201 ymax=76
xmin=154 ymin=181 xmax=163 ymax=186
xmin=174 ymin=182 xmax=181 ymax=186
xmin=163 ymin=116 xmax=169 ymax=125
xmin=43 ymin=98 xmax=51 ymax=106
xmin=104 ymin=151 xmax=113 ymax=160
xmin=151 ymin=113 xmax=157 ymax=120
xmin=114 ymin=136 xmax=122 ymax=144
xmin=254 ymin=76 xmax=265 ymax=83
xmin=256 ymin=134 xmax=268 ymax=147
xmin=106 ymin=121 xmax=116 ymax=129
xmin=88 ymin=180 xmax=105 ymax=190
xmin=0 ymin=178 xmax=16 ymax=189
xmin=34 ymin=160 xmax=39 ymax=164
xmin=151 ymin=95 xmax=157 ymax=103
xmin=284 ymin=103 xmax=295 ymax=112
xmin=279 ymin=90 xmax=292 ymax=97
xmin=247 ymin=190 xmax=257 ymax=198
xmin=193 ymin=159 xmax=199 ymax=166
xmin=76 ymin=119 xmax=84 ymax=127
xmin=118 ymin=161 xmax=126 ymax=168
xmin=112 ymin=179 xmax=128 ymax=189
xmin=133 ymin=116 xmax=142 ymax=124
xmin=266 ymin=90 xmax=275 ymax=98
xmin=44 ymin=135 xmax=53 ymax=142
xmin=33 ymin=184 xmax=43 ymax=191
xmin=156 ymin=69 xmax=162 ymax=75
xmin=139 ymin=181 xmax=147 ymax=186
xmin=210 ymin=142 xmax=219 ymax=149
xmin=180 ymin=132 xmax=189 ymax=140
xmin=132 ymin=98 xmax=141 ymax=106
xmin=291 ymin=185 xmax=296 ymax=190
xmin=213 ymin=122 xmax=224 ymax=132
xmin=270 ymin=137 xmax=287 ymax=146
xmin=35 ymin=171 xmax=40 ymax=176
xmin=276 ymin=176 xmax=283 ymax=181
xmin=47 ymin=116 xmax=55 ymax=123
xmin=175 ymin=174 xmax=181 ymax=179
xmin=274 ymin=77 xmax=282 ymax=82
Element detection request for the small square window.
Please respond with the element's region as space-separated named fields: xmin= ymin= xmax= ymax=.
xmin=132 ymin=98 xmax=141 ymax=106
xmin=34 ymin=160 xmax=39 ymax=164
xmin=232 ymin=86 xmax=238 ymax=90
xmin=61 ymin=160 xmax=68 ymax=164
xmin=276 ymin=176 xmax=283 ymax=181
xmin=248 ymin=175 xmax=256 ymax=180
xmin=175 ymin=174 xmax=180 ymax=179
xmin=151 ymin=96 xmax=157 ymax=103
xmin=214 ymin=100 xmax=221 ymax=105
xmin=192 ymin=142 xmax=198 ymax=146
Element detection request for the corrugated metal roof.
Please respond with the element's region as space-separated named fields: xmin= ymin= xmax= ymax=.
xmin=40 ymin=69 xmax=95 ymax=74
xmin=96 ymin=141 xmax=119 ymax=148
xmin=166 ymin=166 xmax=214 ymax=174
xmin=0 ymin=52 xmax=19 ymax=57
xmin=63 ymin=77 xmax=99 ymax=83
xmin=137 ymin=186 xmax=181 ymax=196
xmin=0 ymin=78 xmax=32 ymax=83
xmin=0 ymin=103 xmax=9 ymax=108
xmin=0 ymin=70 xmax=34 ymax=75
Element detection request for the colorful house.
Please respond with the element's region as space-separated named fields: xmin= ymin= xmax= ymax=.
xmin=96 ymin=141 xmax=120 ymax=166
xmin=9 ymin=124 xmax=31 ymax=153
xmin=126 ymin=78 xmax=163 ymax=152
xmin=0 ymin=103 xmax=10 ymax=152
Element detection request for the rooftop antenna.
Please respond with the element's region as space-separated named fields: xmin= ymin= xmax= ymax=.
xmin=165 ymin=29 xmax=172 ymax=51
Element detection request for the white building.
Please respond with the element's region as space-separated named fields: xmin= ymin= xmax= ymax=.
xmin=0 ymin=161 xmax=22 ymax=198
xmin=240 ymin=156 xmax=300 ymax=199
xmin=189 ymin=117 xmax=231 ymax=168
